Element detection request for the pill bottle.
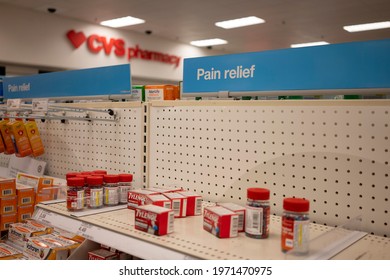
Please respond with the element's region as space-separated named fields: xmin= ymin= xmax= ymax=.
xmin=245 ymin=187 xmax=270 ymax=239
xmin=103 ymin=174 xmax=120 ymax=206
xmin=76 ymin=174 xmax=90 ymax=207
xmin=86 ymin=176 xmax=104 ymax=209
xmin=118 ymin=174 xmax=133 ymax=204
xmin=281 ymin=197 xmax=310 ymax=254
xmin=66 ymin=172 xmax=79 ymax=180
xmin=92 ymin=170 xmax=107 ymax=176
xmin=66 ymin=177 xmax=85 ymax=212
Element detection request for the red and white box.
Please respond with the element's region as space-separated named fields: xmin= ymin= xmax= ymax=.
xmin=88 ymin=248 xmax=119 ymax=260
xmin=163 ymin=192 xmax=187 ymax=218
xmin=217 ymin=202 xmax=246 ymax=232
xmin=203 ymin=206 xmax=239 ymax=238
xmin=127 ymin=189 xmax=156 ymax=210
xmin=134 ymin=204 xmax=174 ymax=236
xmin=147 ymin=194 xmax=171 ymax=209
xmin=177 ymin=191 xmax=202 ymax=216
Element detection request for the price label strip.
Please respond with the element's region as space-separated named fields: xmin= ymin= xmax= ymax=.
xmin=33 ymin=206 xmax=84 ymax=234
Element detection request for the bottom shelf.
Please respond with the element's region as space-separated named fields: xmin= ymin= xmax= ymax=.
xmin=31 ymin=202 xmax=386 ymax=260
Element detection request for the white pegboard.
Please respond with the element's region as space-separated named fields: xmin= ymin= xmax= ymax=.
xmin=148 ymin=100 xmax=390 ymax=237
xmin=0 ymin=102 xmax=144 ymax=188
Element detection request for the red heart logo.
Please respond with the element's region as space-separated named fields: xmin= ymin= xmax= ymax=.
xmin=66 ymin=30 xmax=86 ymax=49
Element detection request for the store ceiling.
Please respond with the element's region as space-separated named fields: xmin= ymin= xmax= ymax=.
xmin=1 ymin=0 xmax=390 ymax=54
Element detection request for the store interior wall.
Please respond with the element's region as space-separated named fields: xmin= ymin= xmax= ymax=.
xmin=0 ymin=3 xmax=223 ymax=83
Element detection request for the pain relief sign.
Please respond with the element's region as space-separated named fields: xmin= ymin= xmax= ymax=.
xmin=66 ymin=30 xmax=181 ymax=67
xmin=183 ymin=39 xmax=390 ymax=94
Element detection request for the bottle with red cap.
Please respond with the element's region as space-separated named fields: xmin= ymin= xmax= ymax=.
xmin=86 ymin=176 xmax=104 ymax=209
xmin=66 ymin=177 xmax=85 ymax=211
xmin=118 ymin=174 xmax=133 ymax=204
xmin=281 ymin=197 xmax=310 ymax=254
xmin=103 ymin=174 xmax=120 ymax=206
xmin=245 ymin=187 xmax=270 ymax=239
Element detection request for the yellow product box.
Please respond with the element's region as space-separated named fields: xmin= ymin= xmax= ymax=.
xmin=7 ymin=120 xmax=33 ymax=157
xmin=0 ymin=119 xmax=15 ymax=155
xmin=145 ymin=85 xmax=177 ymax=101
xmin=24 ymin=120 xmax=45 ymax=157
xmin=0 ymin=178 xmax=16 ymax=198
xmin=16 ymin=185 xmax=35 ymax=206
xmin=0 ymin=241 xmax=23 ymax=260
xmin=0 ymin=213 xmax=17 ymax=231
xmin=17 ymin=205 xmax=35 ymax=222
xmin=0 ymin=196 xmax=17 ymax=214
xmin=8 ymin=222 xmax=47 ymax=247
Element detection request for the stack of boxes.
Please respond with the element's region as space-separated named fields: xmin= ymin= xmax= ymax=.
xmin=0 ymin=179 xmax=17 ymax=231
xmin=0 ymin=174 xmax=55 ymax=232
xmin=130 ymin=187 xmax=203 ymax=236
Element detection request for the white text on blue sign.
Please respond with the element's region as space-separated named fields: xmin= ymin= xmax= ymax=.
xmin=197 ymin=65 xmax=256 ymax=81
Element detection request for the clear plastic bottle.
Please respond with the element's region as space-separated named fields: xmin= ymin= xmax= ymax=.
xmin=76 ymin=174 xmax=89 ymax=207
xmin=66 ymin=177 xmax=85 ymax=211
xmin=281 ymin=197 xmax=310 ymax=254
xmin=103 ymin=174 xmax=120 ymax=206
xmin=118 ymin=174 xmax=133 ymax=204
xmin=245 ymin=187 xmax=270 ymax=239
xmin=86 ymin=176 xmax=104 ymax=209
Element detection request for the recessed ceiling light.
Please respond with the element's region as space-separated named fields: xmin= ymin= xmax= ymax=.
xmin=190 ymin=38 xmax=228 ymax=47
xmin=100 ymin=16 xmax=145 ymax=28
xmin=343 ymin=21 xmax=390 ymax=32
xmin=291 ymin=41 xmax=330 ymax=48
xmin=215 ymin=16 xmax=265 ymax=29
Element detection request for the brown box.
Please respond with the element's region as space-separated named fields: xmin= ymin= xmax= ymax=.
xmin=16 ymin=185 xmax=35 ymax=206
xmin=0 ymin=178 xmax=16 ymax=198
xmin=0 ymin=213 xmax=17 ymax=231
xmin=0 ymin=196 xmax=17 ymax=214
xmin=88 ymin=248 xmax=119 ymax=260
xmin=17 ymin=205 xmax=35 ymax=222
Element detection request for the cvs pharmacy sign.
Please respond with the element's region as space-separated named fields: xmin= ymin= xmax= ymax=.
xmin=66 ymin=30 xmax=181 ymax=67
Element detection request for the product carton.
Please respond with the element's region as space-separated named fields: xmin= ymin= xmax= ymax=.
xmin=127 ymin=189 xmax=156 ymax=210
xmin=145 ymin=84 xmax=178 ymax=101
xmin=163 ymin=192 xmax=187 ymax=218
xmin=23 ymin=234 xmax=79 ymax=260
xmin=217 ymin=202 xmax=246 ymax=232
xmin=177 ymin=191 xmax=202 ymax=216
xmin=0 ymin=213 xmax=17 ymax=231
xmin=24 ymin=120 xmax=45 ymax=157
xmin=0 ymin=196 xmax=17 ymax=214
xmin=0 ymin=120 xmax=15 ymax=154
xmin=7 ymin=120 xmax=33 ymax=157
xmin=16 ymin=185 xmax=35 ymax=206
xmin=134 ymin=204 xmax=174 ymax=236
xmin=147 ymin=194 xmax=172 ymax=209
xmin=203 ymin=206 xmax=239 ymax=238
xmin=129 ymin=85 xmax=145 ymax=102
xmin=8 ymin=222 xmax=48 ymax=247
xmin=0 ymin=178 xmax=16 ymax=198
xmin=17 ymin=205 xmax=35 ymax=222
xmin=0 ymin=242 xmax=23 ymax=260
xmin=88 ymin=248 xmax=119 ymax=260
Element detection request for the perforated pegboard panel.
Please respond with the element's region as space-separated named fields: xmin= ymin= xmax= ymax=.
xmin=0 ymin=102 xmax=144 ymax=188
xmin=148 ymin=100 xmax=390 ymax=237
